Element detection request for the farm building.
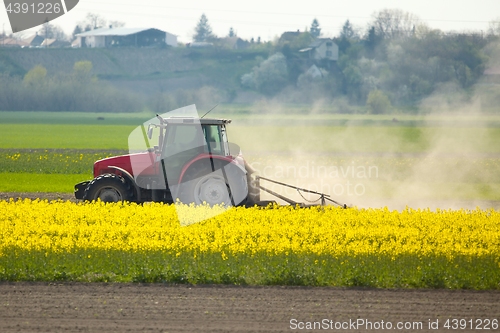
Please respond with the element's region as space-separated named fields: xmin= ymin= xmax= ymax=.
xmin=74 ymin=27 xmax=177 ymax=48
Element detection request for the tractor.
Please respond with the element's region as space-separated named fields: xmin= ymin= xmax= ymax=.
xmin=75 ymin=113 xmax=259 ymax=206
xmin=75 ymin=106 xmax=345 ymax=208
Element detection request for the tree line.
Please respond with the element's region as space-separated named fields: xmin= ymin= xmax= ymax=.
xmin=0 ymin=61 xmax=140 ymax=112
xmin=223 ymin=9 xmax=500 ymax=113
xmin=0 ymin=60 xmax=227 ymax=113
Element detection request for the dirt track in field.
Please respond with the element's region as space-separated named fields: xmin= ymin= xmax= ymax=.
xmin=0 ymin=192 xmax=77 ymax=202
xmin=0 ymin=283 xmax=499 ymax=333
xmin=2 ymin=192 xmax=500 ymax=212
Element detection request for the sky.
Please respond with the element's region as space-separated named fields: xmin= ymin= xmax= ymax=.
xmin=1 ymin=0 xmax=500 ymax=42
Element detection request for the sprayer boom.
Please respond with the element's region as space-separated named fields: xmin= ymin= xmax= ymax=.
xmin=253 ymin=176 xmax=347 ymax=208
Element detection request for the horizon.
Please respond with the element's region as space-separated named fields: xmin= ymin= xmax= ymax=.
xmin=1 ymin=0 xmax=500 ymax=43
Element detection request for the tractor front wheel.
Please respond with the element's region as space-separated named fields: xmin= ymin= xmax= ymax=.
xmin=83 ymin=174 xmax=132 ymax=202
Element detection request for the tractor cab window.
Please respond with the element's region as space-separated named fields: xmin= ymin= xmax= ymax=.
xmin=163 ymin=124 xmax=204 ymax=157
xmin=203 ymin=125 xmax=223 ymax=155
xmin=161 ymin=124 xmax=205 ymax=182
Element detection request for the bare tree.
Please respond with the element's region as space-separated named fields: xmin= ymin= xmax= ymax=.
xmin=487 ymin=18 xmax=500 ymax=36
xmin=40 ymin=21 xmax=50 ymax=39
xmin=71 ymin=13 xmax=110 ymax=40
xmin=53 ymin=26 xmax=67 ymax=40
xmin=86 ymin=12 xmax=106 ymax=29
xmin=370 ymin=9 xmax=424 ymax=40
xmin=109 ymin=20 xmax=126 ymax=29
xmin=39 ymin=22 xmax=67 ymax=40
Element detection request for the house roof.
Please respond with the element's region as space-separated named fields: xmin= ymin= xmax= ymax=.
xmin=23 ymin=34 xmax=44 ymax=45
xmin=40 ymin=39 xmax=71 ymax=47
xmin=299 ymin=38 xmax=337 ymax=52
xmin=309 ymin=38 xmax=335 ymax=48
xmin=281 ymin=31 xmax=301 ymax=38
xmin=222 ymin=36 xmax=239 ymax=45
xmin=0 ymin=37 xmax=29 ymax=47
xmin=76 ymin=27 xmax=166 ymax=37
xmin=41 ymin=38 xmax=55 ymax=46
xmin=484 ymin=66 xmax=500 ymax=75
xmin=279 ymin=30 xmax=303 ymax=42
xmin=217 ymin=36 xmax=249 ymax=49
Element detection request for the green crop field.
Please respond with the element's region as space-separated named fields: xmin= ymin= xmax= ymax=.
xmin=0 ymin=173 xmax=91 ymax=192
xmin=3 ymin=111 xmax=500 ymax=152
xmin=0 ymin=124 xmax=133 ymax=150
xmin=1 ymin=110 xmax=500 ymax=201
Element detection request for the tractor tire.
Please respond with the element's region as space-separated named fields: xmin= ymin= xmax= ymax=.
xmin=83 ymin=174 xmax=133 ymax=203
xmin=178 ymin=161 xmax=247 ymax=206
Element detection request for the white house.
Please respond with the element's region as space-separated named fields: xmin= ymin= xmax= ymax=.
xmin=300 ymin=38 xmax=339 ymax=61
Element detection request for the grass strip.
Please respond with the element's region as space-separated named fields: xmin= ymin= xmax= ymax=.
xmin=0 ymin=173 xmax=90 ymax=192
xmin=0 ymin=249 xmax=498 ymax=289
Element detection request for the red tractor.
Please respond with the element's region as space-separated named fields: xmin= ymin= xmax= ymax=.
xmin=75 ymin=114 xmax=259 ymax=206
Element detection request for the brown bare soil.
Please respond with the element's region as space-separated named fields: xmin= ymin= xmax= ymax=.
xmin=0 ymin=283 xmax=499 ymax=332
xmin=2 ymin=192 xmax=500 ymax=212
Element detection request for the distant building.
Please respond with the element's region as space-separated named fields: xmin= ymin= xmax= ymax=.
xmin=299 ymin=38 xmax=338 ymax=61
xmin=186 ymin=42 xmax=214 ymax=48
xmin=0 ymin=36 xmax=29 ymax=48
xmin=483 ymin=66 xmax=500 ymax=84
xmin=1 ymin=34 xmax=71 ymax=48
xmin=74 ymin=27 xmax=177 ymax=48
xmin=40 ymin=38 xmax=71 ymax=48
xmin=279 ymin=30 xmax=303 ymax=44
xmin=216 ymin=37 xmax=250 ymax=50
xmin=23 ymin=33 xmax=44 ymax=47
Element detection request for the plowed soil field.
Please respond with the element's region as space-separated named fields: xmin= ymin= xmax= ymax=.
xmin=1 ymin=283 xmax=499 ymax=332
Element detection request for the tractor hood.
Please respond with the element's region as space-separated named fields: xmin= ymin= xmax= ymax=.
xmin=93 ymin=152 xmax=156 ymax=178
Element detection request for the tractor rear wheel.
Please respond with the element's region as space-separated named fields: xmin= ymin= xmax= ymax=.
xmin=179 ymin=162 xmax=247 ymax=206
xmin=180 ymin=169 xmax=231 ymax=206
xmin=83 ymin=174 xmax=132 ymax=203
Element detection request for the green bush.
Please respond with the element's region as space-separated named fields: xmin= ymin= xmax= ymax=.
xmin=366 ymin=90 xmax=391 ymax=114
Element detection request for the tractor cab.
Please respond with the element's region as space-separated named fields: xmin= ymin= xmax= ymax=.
xmin=75 ymin=107 xmax=252 ymax=207
xmin=146 ymin=117 xmax=237 ymax=186
xmin=149 ymin=117 xmax=232 ymax=158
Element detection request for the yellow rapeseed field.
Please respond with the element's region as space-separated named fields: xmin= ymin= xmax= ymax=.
xmin=1 ymin=199 xmax=499 ymax=257
xmin=1 ymin=199 xmax=499 ymax=287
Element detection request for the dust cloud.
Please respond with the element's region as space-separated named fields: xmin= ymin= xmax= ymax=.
xmin=233 ymin=94 xmax=500 ymax=211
